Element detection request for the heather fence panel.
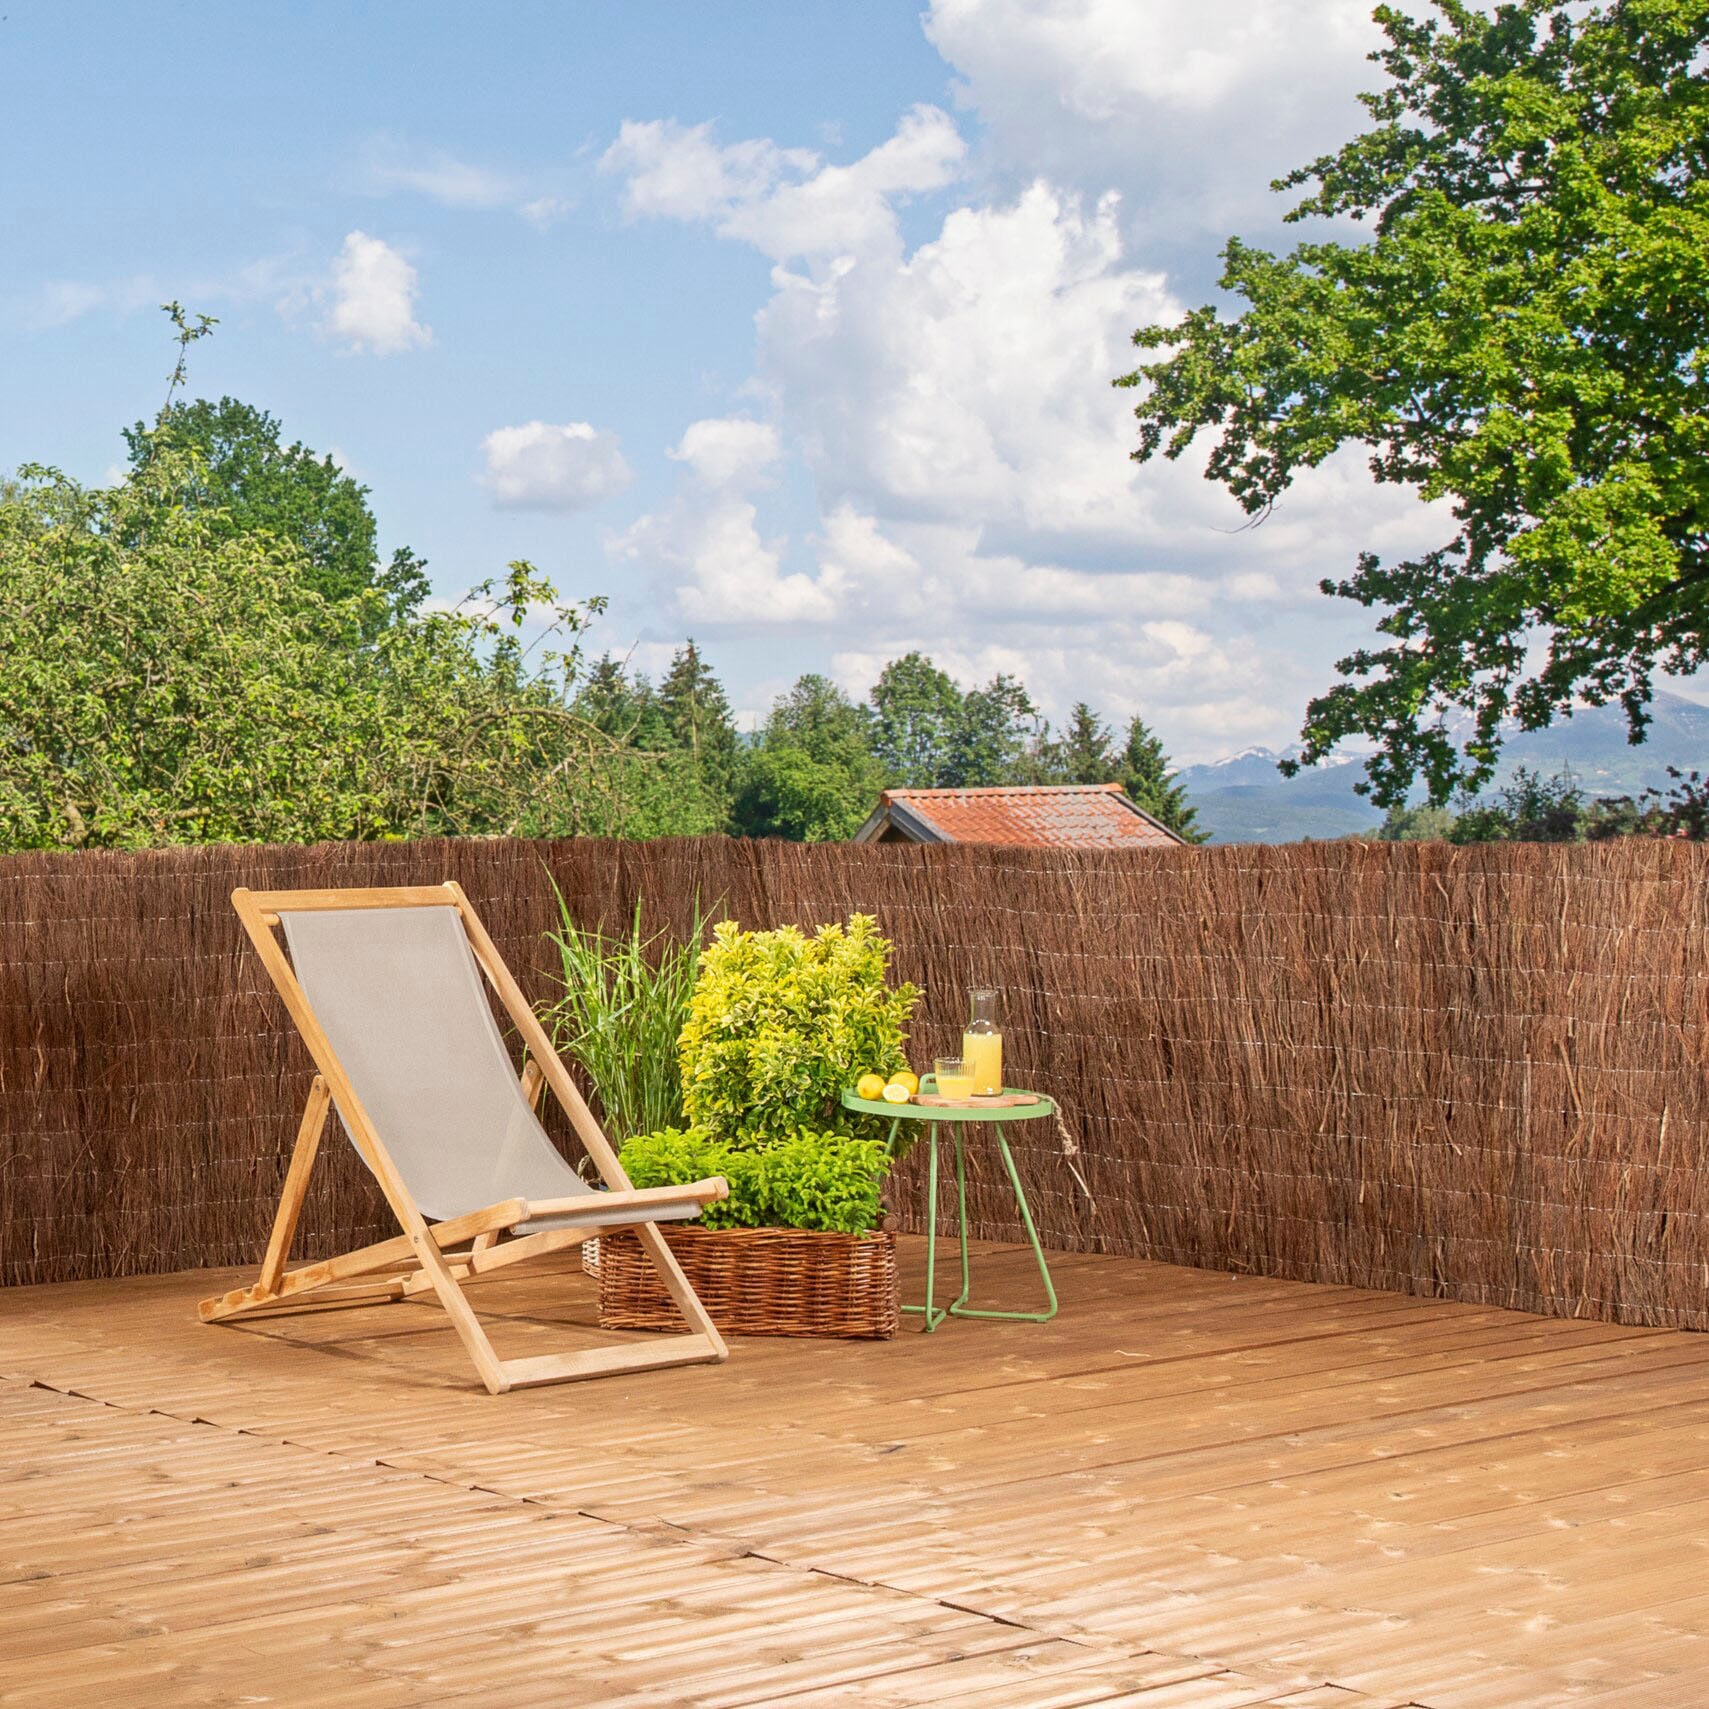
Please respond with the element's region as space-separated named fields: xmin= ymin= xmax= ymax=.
xmin=2 ymin=836 xmax=1706 ymax=1328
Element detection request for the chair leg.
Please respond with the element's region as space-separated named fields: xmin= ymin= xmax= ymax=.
xmin=632 ymin=1220 xmax=730 ymax=1361
xmin=257 ymin=1076 xmax=332 ymax=1295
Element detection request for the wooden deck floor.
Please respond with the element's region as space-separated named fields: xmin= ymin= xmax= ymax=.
xmin=5 ymin=1241 xmax=1709 ymax=1708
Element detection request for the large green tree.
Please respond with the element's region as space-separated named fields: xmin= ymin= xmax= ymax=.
xmin=732 ymin=675 xmax=886 ymax=841
xmin=953 ymin=673 xmax=1040 ymax=785
xmin=868 ymin=653 xmax=964 ymax=786
xmin=1119 ymin=0 xmax=1709 ymax=806
xmin=0 ymin=458 xmax=610 ymax=849
xmin=125 ymin=396 xmax=429 ymax=619
xmin=1054 ymin=702 xmax=1118 ymax=784
xmin=570 ymin=651 xmax=732 ymax=839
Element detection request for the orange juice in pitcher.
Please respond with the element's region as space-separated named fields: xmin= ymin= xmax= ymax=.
xmin=962 ymin=987 xmax=1003 ymax=1095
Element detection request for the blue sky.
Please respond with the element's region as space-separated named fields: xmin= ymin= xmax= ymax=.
xmin=3 ymin=1 xmax=1563 ymax=761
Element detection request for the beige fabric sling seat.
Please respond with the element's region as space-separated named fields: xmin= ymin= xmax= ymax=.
xmin=200 ymin=882 xmax=728 ymax=1394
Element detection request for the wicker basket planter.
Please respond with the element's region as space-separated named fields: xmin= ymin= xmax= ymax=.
xmin=597 ymin=1225 xmax=899 ymax=1339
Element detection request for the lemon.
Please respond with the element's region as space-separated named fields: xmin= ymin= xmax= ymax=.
xmin=880 ymin=1081 xmax=912 ymax=1104
xmin=855 ymin=1072 xmax=887 ymax=1101
xmin=889 ymin=1069 xmax=920 ymax=1096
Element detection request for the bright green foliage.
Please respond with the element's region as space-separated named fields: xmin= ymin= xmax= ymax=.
xmin=621 ymin=1129 xmax=764 ymax=1229
xmin=576 ymin=749 xmax=728 ymax=839
xmin=1120 ymin=0 xmax=1709 ymax=807
xmin=752 ymin=1130 xmax=887 ymax=1234
xmin=868 ymin=653 xmax=1043 ymax=787
xmin=0 ymin=457 xmax=609 ymax=849
xmin=678 ymin=914 xmax=919 ymax=1145
xmin=570 ymin=654 xmax=729 ymax=838
xmin=869 ymin=653 xmax=965 ymax=785
xmin=618 ymin=1127 xmax=888 ymax=1234
xmin=732 ymin=675 xmax=887 ymax=840
xmin=537 ymin=887 xmax=703 ymax=1142
xmin=1120 ymin=715 xmax=1207 ymax=841
xmin=658 ymin=640 xmax=740 ymax=811
xmin=126 ymin=396 xmax=429 ymax=621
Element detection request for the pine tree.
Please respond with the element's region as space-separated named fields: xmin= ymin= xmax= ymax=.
xmin=575 ymin=655 xmax=660 ymax=743
xmin=1058 ymin=702 xmax=1116 ymax=784
xmin=1120 ymin=715 xmax=1205 ymax=842
xmin=657 ymin=640 xmax=739 ymax=809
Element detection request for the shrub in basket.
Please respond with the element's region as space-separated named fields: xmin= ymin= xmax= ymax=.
xmin=620 ymin=1128 xmax=887 ymax=1234
xmin=598 ymin=914 xmax=919 ymax=1338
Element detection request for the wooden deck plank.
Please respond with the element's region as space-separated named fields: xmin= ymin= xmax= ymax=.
xmin=3 ymin=1239 xmax=1708 ymax=1704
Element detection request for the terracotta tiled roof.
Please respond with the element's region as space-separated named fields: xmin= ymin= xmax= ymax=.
xmin=857 ymin=783 xmax=1183 ymax=848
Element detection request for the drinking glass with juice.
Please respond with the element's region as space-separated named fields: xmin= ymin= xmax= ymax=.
xmin=934 ymin=1056 xmax=974 ymax=1099
xmin=963 ymin=987 xmax=1002 ymax=1095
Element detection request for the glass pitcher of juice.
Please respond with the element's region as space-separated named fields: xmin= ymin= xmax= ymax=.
xmin=962 ymin=987 xmax=1003 ymax=1096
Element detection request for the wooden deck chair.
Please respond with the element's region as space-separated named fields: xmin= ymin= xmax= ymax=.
xmin=200 ymin=883 xmax=729 ymax=1394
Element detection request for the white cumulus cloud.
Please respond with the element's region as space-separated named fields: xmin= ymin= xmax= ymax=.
xmin=601 ymin=105 xmax=965 ymax=263
xmin=612 ymin=416 xmax=838 ymax=625
xmin=323 ymin=231 xmax=431 ymax=355
xmin=481 ymin=420 xmax=633 ymax=511
xmin=669 ymin=417 xmax=782 ymax=488
xmin=923 ymin=0 xmax=1386 ymax=251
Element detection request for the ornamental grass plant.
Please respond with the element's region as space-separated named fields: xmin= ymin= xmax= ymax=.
xmin=537 ymin=879 xmax=703 ymax=1144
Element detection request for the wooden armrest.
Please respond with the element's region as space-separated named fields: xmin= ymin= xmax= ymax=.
xmin=520 ymin=1177 xmax=729 ymax=1221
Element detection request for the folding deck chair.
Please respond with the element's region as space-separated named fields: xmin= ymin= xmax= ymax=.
xmin=200 ymin=882 xmax=730 ymax=1393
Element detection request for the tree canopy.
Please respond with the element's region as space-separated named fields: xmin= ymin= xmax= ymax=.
xmin=0 ymin=456 xmax=607 ymax=848
xmin=1119 ymin=0 xmax=1709 ymax=806
xmin=868 ymin=652 xmax=1043 ymax=787
xmin=731 ymin=675 xmax=887 ymax=842
xmin=126 ymin=396 xmax=429 ymax=620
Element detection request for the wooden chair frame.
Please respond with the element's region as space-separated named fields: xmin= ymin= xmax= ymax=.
xmin=200 ymin=882 xmax=729 ymax=1394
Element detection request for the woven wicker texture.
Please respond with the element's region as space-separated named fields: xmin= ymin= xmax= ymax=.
xmin=597 ymin=1226 xmax=900 ymax=1338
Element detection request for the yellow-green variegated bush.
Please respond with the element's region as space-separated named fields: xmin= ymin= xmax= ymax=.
xmin=678 ymin=914 xmax=918 ymax=1147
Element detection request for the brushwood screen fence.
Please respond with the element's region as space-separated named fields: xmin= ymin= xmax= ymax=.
xmin=2 ymin=835 xmax=1707 ymax=1327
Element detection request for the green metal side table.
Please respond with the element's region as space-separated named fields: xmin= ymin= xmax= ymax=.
xmin=840 ymin=1081 xmax=1059 ymax=1332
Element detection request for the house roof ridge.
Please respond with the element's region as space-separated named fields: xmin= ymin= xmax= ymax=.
xmin=882 ymin=782 xmax=1128 ymax=799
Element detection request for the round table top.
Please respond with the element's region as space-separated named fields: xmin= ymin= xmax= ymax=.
xmin=840 ymin=1082 xmax=1058 ymax=1123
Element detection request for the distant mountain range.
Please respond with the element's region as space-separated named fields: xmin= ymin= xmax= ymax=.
xmin=1178 ymin=690 xmax=1709 ymax=844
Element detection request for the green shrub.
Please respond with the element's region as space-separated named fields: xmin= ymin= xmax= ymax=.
xmin=678 ymin=914 xmax=918 ymax=1145
xmin=620 ymin=1127 xmax=887 ymax=1235
xmin=537 ymin=883 xmax=702 ymax=1143
xmin=756 ymin=1132 xmax=887 ymax=1235
xmin=618 ymin=1128 xmax=761 ymax=1231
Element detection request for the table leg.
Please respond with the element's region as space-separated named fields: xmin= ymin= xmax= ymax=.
xmin=900 ymin=1122 xmax=947 ymax=1332
xmin=948 ymin=1129 xmax=1059 ymax=1323
xmin=951 ymin=1125 xmax=972 ymax=1314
